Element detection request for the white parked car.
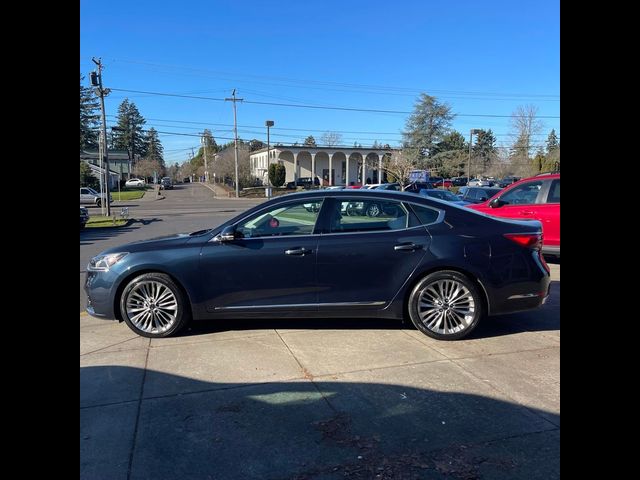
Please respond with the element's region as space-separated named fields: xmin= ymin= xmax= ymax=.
xmin=125 ymin=178 xmax=145 ymax=187
xmin=468 ymin=178 xmax=492 ymax=187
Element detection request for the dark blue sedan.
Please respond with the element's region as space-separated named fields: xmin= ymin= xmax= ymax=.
xmin=85 ymin=190 xmax=551 ymax=340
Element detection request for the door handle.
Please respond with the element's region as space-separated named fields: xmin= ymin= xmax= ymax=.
xmin=519 ymin=210 xmax=535 ymax=215
xmin=394 ymin=243 xmax=421 ymax=252
xmin=284 ymin=248 xmax=313 ymax=256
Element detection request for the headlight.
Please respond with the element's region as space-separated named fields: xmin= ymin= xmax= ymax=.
xmin=88 ymin=252 xmax=129 ymax=272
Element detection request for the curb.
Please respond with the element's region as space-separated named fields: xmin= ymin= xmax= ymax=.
xmin=84 ymin=218 xmax=135 ymax=230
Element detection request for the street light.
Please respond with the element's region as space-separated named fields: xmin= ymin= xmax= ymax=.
xmin=265 ymin=120 xmax=274 ymax=197
xmin=468 ymin=129 xmax=482 ymax=184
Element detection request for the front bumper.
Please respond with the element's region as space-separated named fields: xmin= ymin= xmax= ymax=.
xmin=84 ymin=270 xmax=119 ymax=320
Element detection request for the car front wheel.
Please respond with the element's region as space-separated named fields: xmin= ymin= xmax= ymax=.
xmin=120 ymin=273 xmax=191 ymax=338
xmin=408 ymin=271 xmax=483 ymax=340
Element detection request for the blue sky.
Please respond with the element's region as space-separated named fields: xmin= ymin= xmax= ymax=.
xmin=80 ymin=0 xmax=560 ymax=165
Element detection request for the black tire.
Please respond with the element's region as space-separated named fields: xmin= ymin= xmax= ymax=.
xmin=120 ymin=272 xmax=191 ymax=338
xmin=407 ymin=270 xmax=484 ymax=341
xmin=96 ymin=198 xmax=101 ymax=207
xmin=366 ymin=203 xmax=381 ymax=217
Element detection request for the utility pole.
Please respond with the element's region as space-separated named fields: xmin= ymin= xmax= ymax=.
xmin=225 ymin=89 xmax=243 ymax=198
xmin=91 ymin=58 xmax=111 ymax=216
xmin=201 ymin=133 xmax=208 ymax=183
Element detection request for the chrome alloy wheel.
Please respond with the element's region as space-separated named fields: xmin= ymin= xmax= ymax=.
xmin=125 ymin=280 xmax=179 ymax=334
xmin=417 ymin=279 xmax=475 ymax=335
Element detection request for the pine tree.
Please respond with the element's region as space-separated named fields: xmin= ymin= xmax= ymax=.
xmin=80 ymin=75 xmax=100 ymax=151
xmin=112 ymin=99 xmax=148 ymax=163
xmin=402 ymin=93 xmax=454 ymax=164
xmin=546 ymin=129 xmax=559 ymax=154
xmin=145 ymin=128 xmax=164 ymax=170
xmin=472 ymin=129 xmax=497 ymax=173
xmin=303 ymin=135 xmax=317 ymax=147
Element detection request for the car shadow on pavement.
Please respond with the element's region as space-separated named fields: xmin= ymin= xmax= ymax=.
xmin=80 ymin=366 xmax=560 ymax=480
xmin=80 ymin=225 xmax=142 ymax=246
xmin=80 ymin=219 xmax=163 ymax=246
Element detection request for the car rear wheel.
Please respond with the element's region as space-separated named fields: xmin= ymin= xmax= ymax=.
xmin=120 ymin=273 xmax=191 ymax=338
xmin=408 ymin=271 xmax=483 ymax=340
xmin=96 ymin=198 xmax=101 ymax=207
xmin=366 ymin=203 xmax=381 ymax=217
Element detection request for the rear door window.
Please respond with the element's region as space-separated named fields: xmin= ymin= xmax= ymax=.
xmin=546 ymin=179 xmax=560 ymax=203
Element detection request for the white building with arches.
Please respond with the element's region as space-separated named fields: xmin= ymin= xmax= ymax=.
xmin=249 ymin=146 xmax=396 ymax=187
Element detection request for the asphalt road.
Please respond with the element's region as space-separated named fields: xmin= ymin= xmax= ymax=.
xmin=80 ymin=183 xmax=262 ymax=312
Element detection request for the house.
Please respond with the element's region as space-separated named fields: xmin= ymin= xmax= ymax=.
xmin=83 ymin=162 xmax=120 ymax=189
xmin=249 ymin=146 xmax=395 ymax=186
xmin=80 ymin=149 xmax=137 ymax=188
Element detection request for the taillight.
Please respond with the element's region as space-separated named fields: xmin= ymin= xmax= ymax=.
xmin=504 ymin=233 xmax=542 ymax=250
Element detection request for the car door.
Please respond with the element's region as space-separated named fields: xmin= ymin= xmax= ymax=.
xmin=80 ymin=188 xmax=93 ymax=204
xmin=315 ymin=197 xmax=429 ymax=311
xmin=489 ymin=178 xmax=559 ymax=249
xmin=198 ymin=198 xmax=325 ymax=313
xmin=539 ymin=178 xmax=560 ymax=248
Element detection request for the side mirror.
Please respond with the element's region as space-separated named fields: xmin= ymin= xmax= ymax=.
xmin=217 ymin=225 xmax=237 ymax=242
xmin=489 ymin=197 xmax=505 ymax=208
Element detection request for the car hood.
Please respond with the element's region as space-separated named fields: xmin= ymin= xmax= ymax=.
xmin=99 ymin=232 xmax=197 ymax=254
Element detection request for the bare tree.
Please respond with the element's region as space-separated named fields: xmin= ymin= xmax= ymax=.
xmin=212 ymin=144 xmax=254 ymax=189
xmin=133 ymin=158 xmax=162 ymax=181
xmin=382 ymin=150 xmax=415 ymax=190
xmin=509 ymin=105 xmax=544 ymax=175
xmin=320 ymin=131 xmax=343 ymax=146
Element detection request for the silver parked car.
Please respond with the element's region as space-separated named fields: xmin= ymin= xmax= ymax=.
xmin=80 ymin=187 xmax=113 ymax=207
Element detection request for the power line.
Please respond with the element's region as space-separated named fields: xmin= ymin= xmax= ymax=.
xmin=108 ymin=88 xmax=560 ymax=119
xmin=104 ymin=114 xmax=557 ymax=139
xmin=99 ymin=58 xmax=559 ymax=99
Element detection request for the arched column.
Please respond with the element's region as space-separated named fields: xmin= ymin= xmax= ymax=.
xmin=328 ymin=153 xmax=333 ymax=186
xmin=378 ymin=154 xmax=383 ymax=183
xmin=362 ymin=154 xmax=366 ymax=185
xmin=293 ymin=152 xmax=298 ymax=181
xmin=311 ymin=153 xmax=316 ymax=186
xmin=345 ymin=154 xmax=350 ymax=186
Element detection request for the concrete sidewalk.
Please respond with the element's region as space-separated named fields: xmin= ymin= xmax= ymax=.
xmin=80 ymin=267 xmax=560 ymax=479
xmin=197 ymin=181 xmax=236 ymax=198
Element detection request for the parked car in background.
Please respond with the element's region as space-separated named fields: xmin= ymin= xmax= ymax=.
xmin=451 ymin=177 xmax=468 ymax=186
xmin=183 ymin=177 xmax=191 ymax=183
xmin=432 ymin=178 xmax=454 ymax=188
xmin=404 ymin=181 xmax=434 ymax=193
xmin=85 ymin=189 xmax=550 ymax=340
xmin=494 ymin=176 xmax=521 ymax=188
xmin=468 ymin=173 xmax=560 ymax=257
xmin=418 ymin=189 xmax=468 ymax=205
xmin=468 ymin=178 xmax=492 ymax=187
xmin=286 ymin=177 xmax=320 ymax=189
xmin=80 ymin=187 xmax=113 ymax=207
xmin=160 ymin=177 xmax=173 ymax=190
xmin=373 ymin=183 xmax=401 ymax=191
xmin=125 ymin=178 xmax=145 ymax=188
xmin=80 ymin=206 xmax=89 ymax=229
xmin=457 ymin=186 xmax=502 ymax=204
